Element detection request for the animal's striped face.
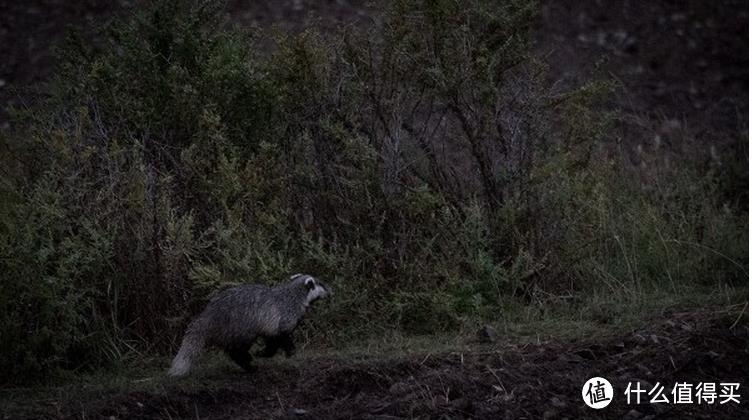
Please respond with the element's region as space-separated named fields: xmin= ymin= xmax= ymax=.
xmin=292 ymin=274 xmax=332 ymax=304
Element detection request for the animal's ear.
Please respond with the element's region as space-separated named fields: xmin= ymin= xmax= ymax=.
xmin=305 ymin=277 xmax=315 ymax=290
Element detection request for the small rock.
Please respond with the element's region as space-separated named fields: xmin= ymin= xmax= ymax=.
xmin=624 ymin=409 xmax=641 ymax=419
xmin=670 ymin=13 xmax=687 ymax=22
xmin=389 ymin=381 xmax=412 ymax=395
xmin=574 ymin=349 xmax=596 ymax=360
xmin=635 ymin=363 xmax=653 ymax=377
xmin=596 ymin=31 xmax=607 ymax=46
xmin=292 ymin=408 xmax=308 ymax=416
xmin=450 ymin=397 xmax=472 ymax=411
xmin=557 ymin=353 xmax=585 ymax=363
xmin=543 ymin=409 xmax=558 ymax=420
xmin=660 ymin=119 xmax=681 ymax=134
xmin=477 ymin=325 xmax=497 ymax=343
xmin=550 ymin=396 xmax=567 ymax=408
xmin=613 ymin=29 xmax=628 ymax=43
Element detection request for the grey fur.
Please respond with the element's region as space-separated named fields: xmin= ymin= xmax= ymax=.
xmin=168 ymin=274 xmax=331 ymax=377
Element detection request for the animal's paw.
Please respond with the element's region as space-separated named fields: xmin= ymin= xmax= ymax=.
xmin=240 ymin=364 xmax=258 ymax=374
xmin=255 ymin=349 xmax=277 ymax=358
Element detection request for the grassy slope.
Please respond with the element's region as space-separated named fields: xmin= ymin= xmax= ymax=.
xmin=0 ymin=284 xmax=745 ymax=418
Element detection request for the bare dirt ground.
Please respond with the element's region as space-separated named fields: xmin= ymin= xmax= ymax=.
xmin=3 ymin=309 xmax=746 ymax=419
xmin=539 ymin=1 xmax=747 ymax=132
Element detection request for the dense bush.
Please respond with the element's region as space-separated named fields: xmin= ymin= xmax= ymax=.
xmin=0 ymin=0 xmax=746 ymax=380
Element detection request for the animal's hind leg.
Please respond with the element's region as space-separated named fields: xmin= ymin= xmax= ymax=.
xmin=255 ymin=336 xmax=281 ymax=358
xmin=225 ymin=343 xmax=255 ymax=373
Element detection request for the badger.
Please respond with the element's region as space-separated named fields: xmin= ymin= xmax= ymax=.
xmin=168 ymin=273 xmax=331 ymax=377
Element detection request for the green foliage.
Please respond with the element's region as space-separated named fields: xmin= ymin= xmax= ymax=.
xmin=0 ymin=0 xmax=745 ymax=381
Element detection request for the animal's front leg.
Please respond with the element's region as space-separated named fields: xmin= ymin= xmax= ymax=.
xmin=225 ymin=343 xmax=255 ymax=373
xmin=255 ymin=336 xmax=281 ymax=358
xmin=278 ymin=333 xmax=296 ymax=357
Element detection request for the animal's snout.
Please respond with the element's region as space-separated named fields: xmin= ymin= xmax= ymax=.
xmin=319 ymin=282 xmax=333 ymax=298
xmin=325 ymin=283 xmax=334 ymax=297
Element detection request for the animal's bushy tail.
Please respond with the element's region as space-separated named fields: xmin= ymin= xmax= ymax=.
xmin=168 ymin=319 xmax=207 ymax=377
